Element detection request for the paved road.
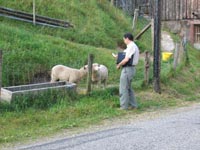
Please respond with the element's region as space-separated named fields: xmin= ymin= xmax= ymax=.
xmin=17 ymin=104 xmax=200 ymax=150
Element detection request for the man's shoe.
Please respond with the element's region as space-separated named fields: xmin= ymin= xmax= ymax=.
xmin=118 ymin=107 xmax=128 ymax=111
xmin=128 ymin=106 xmax=137 ymax=110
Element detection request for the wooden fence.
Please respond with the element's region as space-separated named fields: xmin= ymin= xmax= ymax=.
xmin=113 ymin=0 xmax=200 ymax=20
xmin=113 ymin=0 xmax=150 ymax=15
xmin=161 ymin=0 xmax=200 ymax=20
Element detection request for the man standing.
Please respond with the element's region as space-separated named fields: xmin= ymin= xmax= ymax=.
xmin=115 ymin=33 xmax=140 ymax=110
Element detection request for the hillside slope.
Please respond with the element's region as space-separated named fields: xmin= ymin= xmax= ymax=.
xmin=0 ymin=0 xmax=132 ymax=49
xmin=0 ymin=0 xmax=140 ymax=86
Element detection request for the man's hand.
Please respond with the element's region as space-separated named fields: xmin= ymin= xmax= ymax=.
xmin=112 ymin=53 xmax=117 ymax=58
xmin=116 ymin=64 xmax=120 ymax=69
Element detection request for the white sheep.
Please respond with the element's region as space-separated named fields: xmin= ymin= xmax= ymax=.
xmin=91 ymin=63 xmax=108 ymax=88
xmin=50 ymin=64 xmax=87 ymax=84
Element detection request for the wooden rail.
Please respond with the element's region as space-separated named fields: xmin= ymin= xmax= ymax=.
xmin=0 ymin=6 xmax=73 ymax=29
xmin=134 ymin=22 xmax=151 ymax=40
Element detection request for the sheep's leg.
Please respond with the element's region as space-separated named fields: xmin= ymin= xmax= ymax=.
xmin=101 ymin=81 xmax=104 ymax=89
xmin=97 ymin=80 xmax=101 ymax=88
xmin=50 ymin=76 xmax=57 ymax=83
xmin=103 ymin=80 xmax=106 ymax=89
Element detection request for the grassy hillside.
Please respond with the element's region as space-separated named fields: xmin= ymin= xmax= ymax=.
xmin=0 ymin=0 xmax=142 ymax=86
xmin=0 ymin=0 xmax=200 ymax=147
xmin=0 ymin=0 xmax=151 ymax=87
xmin=0 ymin=21 xmax=146 ymax=86
xmin=0 ymin=0 xmax=132 ymax=49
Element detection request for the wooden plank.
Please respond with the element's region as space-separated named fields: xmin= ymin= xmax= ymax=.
xmin=173 ymin=43 xmax=180 ymax=70
xmin=186 ymin=0 xmax=188 ymax=19
xmin=180 ymin=0 xmax=183 ymax=19
xmin=192 ymin=0 xmax=194 ymax=19
xmin=199 ymin=26 xmax=200 ymax=42
xmin=194 ymin=25 xmax=197 ymax=42
xmin=162 ymin=0 xmax=166 ymax=20
xmin=167 ymin=0 xmax=170 ymax=20
xmin=194 ymin=25 xmax=198 ymax=43
xmin=132 ymin=9 xmax=139 ymax=32
xmin=170 ymin=0 xmax=172 ymax=20
xmin=170 ymin=0 xmax=173 ymax=20
xmin=153 ymin=0 xmax=161 ymax=93
xmin=126 ymin=0 xmax=199 ymax=20
xmin=33 ymin=0 xmax=35 ymax=25
xmin=144 ymin=51 xmax=150 ymax=85
xmin=176 ymin=0 xmax=180 ymax=20
xmin=188 ymin=0 xmax=191 ymax=18
xmin=191 ymin=0 xmax=196 ymax=19
xmin=194 ymin=0 xmax=199 ymax=18
xmin=86 ymin=54 xmax=94 ymax=94
xmin=115 ymin=0 xmax=199 ymax=21
xmin=166 ymin=0 xmax=169 ymax=20
xmin=164 ymin=0 xmax=167 ymax=20
xmin=183 ymin=0 xmax=187 ymax=19
xmin=196 ymin=25 xmax=200 ymax=43
xmin=134 ymin=22 xmax=151 ymax=40
xmin=161 ymin=0 xmax=163 ymax=20
xmin=173 ymin=0 xmax=176 ymax=20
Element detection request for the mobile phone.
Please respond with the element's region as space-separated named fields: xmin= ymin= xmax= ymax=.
xmin=112 ymin=53 xmax=117 ymax=57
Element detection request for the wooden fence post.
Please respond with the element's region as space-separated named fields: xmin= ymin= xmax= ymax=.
xmin=86 ymin=54 xmax=94 ymax=95
xmin=153 ymin=0 xmax=161 ymax=94
xmin=132 ymin=9 xmax=139 ymax=32
xmin=151 ymin=19 xmax=154 ymax=54
xmin=144 ymin=51 xmax=150 ymax=85
xmin=33 ymin=0 xmax=36 ymax=25
xmin=173 ymin=43 xmax=180 ymax=70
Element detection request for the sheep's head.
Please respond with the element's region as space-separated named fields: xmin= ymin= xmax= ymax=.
xmin=92 ymin=63 xmax=100 ymax=72
xmin=81 ymin=63 xmax=100 ymax=76
xmin=79 ymin=65 xmax=88 ymax=76
xmin=83 ymin=63 xmax=100 ymax=72
xmin=91 ymin=63 xmax=101 ymax=80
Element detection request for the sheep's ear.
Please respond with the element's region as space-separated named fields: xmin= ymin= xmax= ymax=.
xmin=84 ymin=65 xmax=87 ymax=70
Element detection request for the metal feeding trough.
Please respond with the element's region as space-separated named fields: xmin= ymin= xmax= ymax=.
xmin=0 ymin=81 xmax=76 ymax=103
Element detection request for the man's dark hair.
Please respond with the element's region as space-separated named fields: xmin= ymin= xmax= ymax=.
xmin=124 ymin=33 xmax=134 ymax=41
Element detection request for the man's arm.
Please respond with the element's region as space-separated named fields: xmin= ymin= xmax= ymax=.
xmin=116 ymin=57 xmax=129 ymax=69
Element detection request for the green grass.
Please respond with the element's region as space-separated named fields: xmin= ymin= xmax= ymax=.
xmin=0 ymin=0 xmax=131 ymax=49
xmin=0 ymin=0 xmax=200 ymax=147
xmin=0 ymin=87 xmax=122 ymax=143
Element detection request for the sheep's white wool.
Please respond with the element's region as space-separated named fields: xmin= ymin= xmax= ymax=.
xmin=50 ymin=65 xmax=87 ymax=84
xmin=92 ymin=63 xmax=108 ymax=88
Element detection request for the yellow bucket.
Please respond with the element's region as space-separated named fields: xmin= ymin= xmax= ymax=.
xmin=162 ymin=52 xmax=173 ymax=61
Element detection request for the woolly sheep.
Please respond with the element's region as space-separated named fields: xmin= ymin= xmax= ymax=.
xmin=91 ymin=63 xmax=108 ymax=88
xmin=50 ymin=64 xmax=87 ymax=84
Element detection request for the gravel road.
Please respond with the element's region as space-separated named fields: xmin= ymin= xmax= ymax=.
xmin=6 ymin=103 xmax=200 ymax=150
